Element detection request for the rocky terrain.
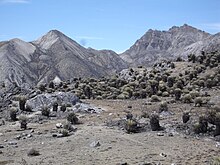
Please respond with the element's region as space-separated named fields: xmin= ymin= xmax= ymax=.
xmin=0 ymin=50 xmax=220 ymax=164
xmin=0 ymin=30 xmax=127 ymax=87
xmin=121 ymin=24 xmax=220 ymax=67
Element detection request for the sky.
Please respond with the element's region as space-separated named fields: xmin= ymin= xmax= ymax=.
xmin=0 ymin=0 xmax=220 ymax=53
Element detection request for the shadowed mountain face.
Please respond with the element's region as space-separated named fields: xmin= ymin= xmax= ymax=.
xmin=120 ymin=24 xmax=219 ymax=66
xmin=0 ymin=24 xmax=220 ymax=86
xmin=0 ymin=30 xmax=127 ymax=86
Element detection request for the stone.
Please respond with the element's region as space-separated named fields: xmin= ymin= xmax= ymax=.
xmin=0 ymin=145 xmax=4 ymax=148
xmin=27 ymin=134 xmax=32 ymax=138
xmin=8 ymin=141 xmax=17 ymax=145
xmin=26 ymin=92 xmax=79 ymax=111
xmin=168 ymin=133 xmax=174 ymax=137
xmin=90 ymin=141 xmax=101 ymax=148
xmin=157 ymin=133 xmax=164 ymax=136
xmin=56 ymin=134 xmax=64 ymax=138
xmin=56 ymin=123 xmax=63 ymax=129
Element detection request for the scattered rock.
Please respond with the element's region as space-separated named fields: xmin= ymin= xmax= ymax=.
xmin=56 ymin=123 xmax=63 ymax=128
xmin=27 ymin=148 xmax=40 ymax=156
xmin=160 ymin=152 xmax=167 ymax=157
xmin=168 ymin=133 xmax=174 ymax=137
xmin=26 ymin=92 xmax=79 ymax=111
xmin=8 ymin=141 xmax=17 ymax=145
xmin=157 ymin=133 xmax=164 ymax=136
xmin=89 ymin=141 xmax=101 ymax=148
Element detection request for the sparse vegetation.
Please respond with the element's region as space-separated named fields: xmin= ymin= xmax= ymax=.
xmin=67 ymin=112 xmax=79 ymax=124
xmin=19 ymin=115 xmax=28 ymax=130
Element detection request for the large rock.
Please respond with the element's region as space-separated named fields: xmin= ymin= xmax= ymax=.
xmin=26 ymin=92 xmax=79 ymax=111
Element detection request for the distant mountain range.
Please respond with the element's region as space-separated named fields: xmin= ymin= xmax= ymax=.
xmin=0 ymin=24 xmax=220 ymax=86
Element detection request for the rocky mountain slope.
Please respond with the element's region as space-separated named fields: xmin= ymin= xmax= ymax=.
xmin=1 ymin=24 xmax=220 ymax=86
xmin=0 ymin=30 xmax=127 ymax=86
xmin=120 ymin=24 xmax=220 ymax=67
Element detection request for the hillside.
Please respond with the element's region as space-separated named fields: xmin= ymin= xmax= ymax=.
xmin=120 ymin=24 xmax=220 ymax=67
xmin=0 ymin=30 xmax=127 ymax=86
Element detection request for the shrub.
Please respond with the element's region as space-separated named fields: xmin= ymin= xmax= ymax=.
xmin=9 ymin=107 xmax=17 ymax=121
xmin=19 ymin=115 xmax=27 ymax=130
xmin=48 ymin=81 xmax=54 ymax=89
xmin=18 ymin=96 xmax=27 ymax=111
xmin=182 ymin=94 xmax=192 ymax=103
xmin=38 ymin=83 xmax=46 ymax=92
xmin=159 ymin=101 xmax=168 ymax=112
xmin=52 ymin=102 xmax=58 ymax=111
xmin=193 ymin=115 xmax=208 ymax=134
xmin=125 ymin=119 xmax=138 ymax=133
xmin=59 ymin=129 xmax=69 ymax=137
xmin=182 ymin=112 xmax=190 ymax=123
xmin=63 ymin=122 xmax=77 ymax=132
xmin=150 ymin=95 xmax=160 ymax=102
xmin=174 ymin=88 xmax=182 ymax=100
xmin=194 ymin=97 xmax=203 ymax=107
xmin=27 ymin=148 xmax=40 ymax=156
xmin=41 ymin=106 xmax=50 ymax=117
xmin=150 ymin=114 xmax=161 ymax=131
xmin=67 ymin=112 xmax=79 ymax=124
xmin=60 ymin=104 xmax=66 ymax=112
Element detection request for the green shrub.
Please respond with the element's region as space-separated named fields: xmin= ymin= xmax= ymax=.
xmin=150 ymin=114 xmax=161 ymax=131
xmin=18 ymin=96 xmax=27 ymax=111
xmin=150 ymin=95 xmax=160 ymax=102
xmin=19 ymin=115 xmax=28 ymax=130
xmin=67 ymin=112 xmax=79 ymax=124
xmin=60 ymin=104 xmax=66 ymax=112
xmin=125 ymin=119 xmax=138 ymax=133
xmin=41 ymin=106 xmax=50 ymax=117
xmin=182 ymin=112 xmax=190 ymax=123
xmin=52 ymin=102 xmax=58 ymax=111
xmin=182 ymin=94 xmax=192 ymax=103
xmin=9 ymin=107 xmax=17 ymax=121
xmin=59 ymin=129 xmax=69 ymax=137
xmin=159 ymin=101 xmax=168 ymax=112
xmin=174 ymin=88 xmax=182 ymax=101
xmin=194 ymin=97 xmax=203 ymax=107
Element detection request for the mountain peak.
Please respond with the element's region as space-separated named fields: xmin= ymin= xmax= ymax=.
xmin=47 ymin=29 xmax=64 ymax=37
xmin=34 ymin=29 xmax=67 ymax=49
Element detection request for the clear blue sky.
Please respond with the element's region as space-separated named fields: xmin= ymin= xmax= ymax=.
xmin=0 ymin=0 xmax=220 ymax=53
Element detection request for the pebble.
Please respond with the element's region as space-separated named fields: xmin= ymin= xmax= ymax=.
xmin=90 ymin=141 xmax=101 ymax=148
xmin=8 ymin=141 xmax=17 ymax=145
xmin=216 ymin=142 xmax=220 ymax=148
xmin=0 ymin=150 xmax=3 ymax=154
xmin=57 ymin=134 xmax=64 ymax=138
xmin=52 ymin=134 xmax=57 ymax=137
xmin=160 ymin=152 xmax=167 ymax=157
xmin=157 ymin=133 xmax=164 ymax=136
xmin=56 ymin=123 xmax=63 ymax=128
xmin=27 ymin=134 xmax=32 ymax=138
xmin=0 ymin=145 xmax=4 ymax=148
xmin=168 ymin=133 xmax=174 ymax=137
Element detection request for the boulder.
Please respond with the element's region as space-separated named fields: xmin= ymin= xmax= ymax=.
xmin=26 ymin=92 xmax=79 ymax=111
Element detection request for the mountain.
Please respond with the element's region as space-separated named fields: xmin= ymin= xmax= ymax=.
xmin=0 ymin=30 xmax=127 ymax=86
xmin=1 ymin=24 xmax=220 ymax=87
xmin=120 ymin=24 xmax=215 ymax=66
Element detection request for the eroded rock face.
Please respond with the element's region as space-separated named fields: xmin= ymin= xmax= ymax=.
xmin=26 ymin=92 xmax=79 ymax=111
xmin=120 ymin=24 xmax=220 ymax=67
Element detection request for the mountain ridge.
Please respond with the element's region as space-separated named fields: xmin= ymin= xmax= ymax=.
xmin=0 ymin=24 xmax=220 ymax=86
